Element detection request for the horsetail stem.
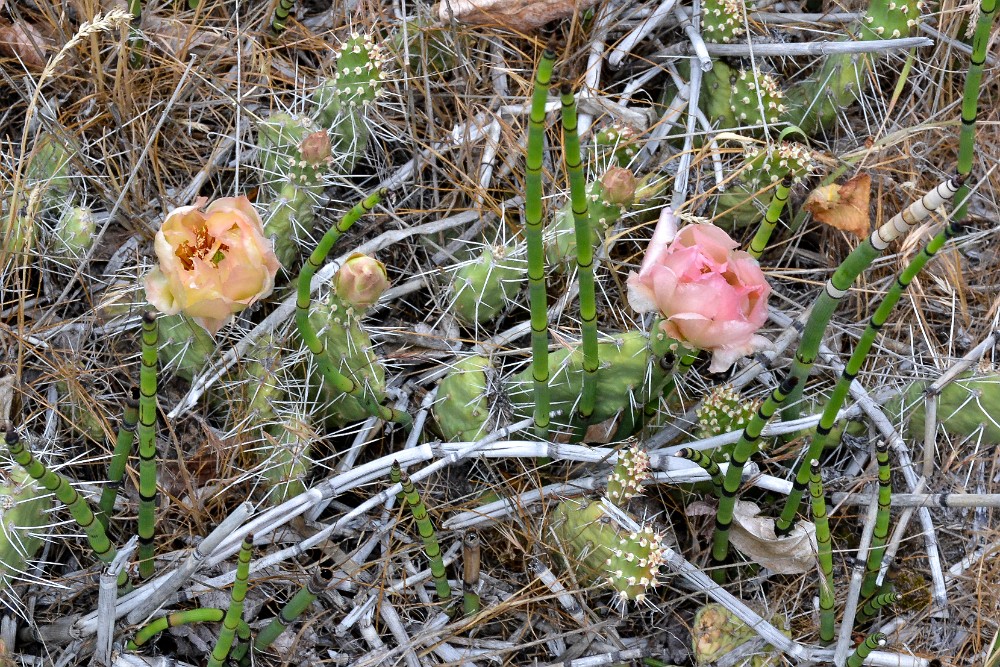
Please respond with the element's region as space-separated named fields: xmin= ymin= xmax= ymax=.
xmin=711 ymin=375 xmax=798 ymax=583
xmin=98 ymin=386 xmax=139 ymax=528
xmin=390 ymin=461 xmax=451 ymax=601
xmin=3 ymin=423 xmax=127 ymax=586
xmin=138 ymin=311 xmax=158 ymax=580
xmin=776 ymin=220 xmax=964 ymax=534
xmin=526 ymin=49 xmax=556 ymax=439
xmin=861 ymin=440 xmax=892 ymax=598
xmin=954 ymin=0 xmax=998 ymax=221
xmin=463 ymin=531 xmax=482 ymax=616
xmin=127 ymin=608 xmax=251 ymax=650
xmin=856 ymin=591 xmax=899 ymax=624
xmin=188 ymin=0 xmax=200 ymax=8
xmin=206 ymin=534 xmax=253 ymax=667
xmin=271 ymin=0 xmax=296 ymax=35
xmin=253 ymin=570 xmax=328 ymax=653
xmin=559 ymin=82 xmax=599 ymax=424
xmin=847 ymin=632 xmax=886 ymax=667
xmin=675 ymin=448 xmax=723 ymax=493
xmin=127 ymin=0 xmax=144 ymax=68
xmin=808 ymin=459 xmax=836 ymax=643
xmin=293 ymin=189 xmax=412 ymax=429
xmin=782 ymin=175 xmax=962 ymax=427
xmin=747 ymin=174 xmax=793 ymax=259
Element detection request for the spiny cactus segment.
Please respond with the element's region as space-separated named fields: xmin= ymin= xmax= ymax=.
xmin=730 ymin=67 xmax=787 ymax=129
xmin=435 ymin=356 xmax=493 ymax=442
xmin=450 ymin=243 xmax=527 ymax=324
xmin=742 ymin=142 xmax=815 ymax=188
xmin=551 ymin=499 xmax=666 ymax=604
xmin=889 ymin=372 xmax=1000 ymax=443
xmin=692 ymin=603 xmax=790 ymax=666
xmin=0 ymin=467 xmax=52 ymax=592
xmin=701 ymin=0 xmax=751 ymax=43
xmin=592 ymin=123 xmax=641 ymax=168
xmin=606 ymin=445 xmax=652 ymax=506
xmin=696 ymin=384 xmax=758 ymax=443
xmin=156 ymin=314 xmax=216 ymax=382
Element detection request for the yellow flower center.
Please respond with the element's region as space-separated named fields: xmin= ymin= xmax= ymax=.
xmin=175 ymin=224 xmax=230 ymax=270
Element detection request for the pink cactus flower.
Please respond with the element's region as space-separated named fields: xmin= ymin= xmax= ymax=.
xmin=145 ymin=196 xmax=280 ymax=335
xmin=627 ymin=211 xmax=771 ymax=373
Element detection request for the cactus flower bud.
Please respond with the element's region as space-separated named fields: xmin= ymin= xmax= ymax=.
xmin=145 ymin=196 xmax=280 ymax=335
xmin=299 ymin=131 xmax=332 ymax=166
xmin=334 ymin=252 xmax=390 ymax=308
xmin=600 ymin=167 xmax=637 ymax=206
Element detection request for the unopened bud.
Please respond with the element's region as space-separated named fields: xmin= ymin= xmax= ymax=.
xmin=600 ymin=167 xmax=637 ymax=206
xmin=334 ymin=253 xmax=389 ymax=308
xmin=299 ymin=131 xmax=332 ymax=165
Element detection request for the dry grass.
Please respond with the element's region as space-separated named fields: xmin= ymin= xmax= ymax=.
xmin=1 ymin=0 xmax=1000 ymax=665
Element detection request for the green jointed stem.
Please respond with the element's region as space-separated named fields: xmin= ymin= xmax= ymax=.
xmin=3 ymin=423 xmax=126 ymax=586
xmin=808 ymin=460 xmax=835 ymax=643
xmin=847 ymin=632 xmax=886 ymax=667
xmin=776 ymin=220 xmax=963 ymax=534
xmin=293 ymin=190 xmax=412 ymax=429
xmin=856 ymin=591 xmax=899 ymax=624
xmin=207 ymin=535 xmax=253 ymax=667
xmin=526 ymin=49 xmax=556 ymax=439
xmin=127 ymin=608 xmax=251 ymax=650
xmin=463 ymin=531 xmax=481 ymax=617
xmin=676 ymin=448 xmax=723 ymax=491
xmin=127 ymin=0 xmax=144 ymax=68
xmin=254 ymin=571 xmax=328 ymax=652
xmin=559 ymin=83 xmax=599 ymax=423
xmin=954 ymin=0 xmax=997 ymax=220
xmin=712 ymin=376 xmax=798 ymax=582
xmin=391 ymin=461 xmax=451 ymax=600
xmin=99 ymin=386 xmax=139 ymax=528
xmin=271 ymin=0 xmax=296 ymax=34
xmin=138 ymin=311 xmax=158 ymax=580
xmin=748 ymin=174 xmax=793 ymax=259
xmin=861 ymin=440 xmax=892 ymax=598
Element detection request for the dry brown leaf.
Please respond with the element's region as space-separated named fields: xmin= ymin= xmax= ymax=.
xmin=0 ymin=21 xmax=50 ymax=69
xmin=729 ymin=500 xmax=817 ymax=574
xmin=437 ymin=0 xmax=598 ymax=32
xmin=803 ymin=173 xmax=871 ymax=239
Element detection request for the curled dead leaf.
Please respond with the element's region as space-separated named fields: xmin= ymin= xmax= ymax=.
xmin=0 ymin=21 xmax=50 ymax=69
xmin=729 ymin=500 xmax=817 ymax=574
xmin=437 ymin=0 xmax=598 ymax=32
xmin=804 ymin=173 xmax=871 ymax=239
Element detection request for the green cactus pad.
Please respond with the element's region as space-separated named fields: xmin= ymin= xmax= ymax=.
xmin=888 ymin=373 xmax=1000 ymax=444
xmin=25 ymin=133 xmax=76 ymax=209
xmin=696 ymin=384 xmax=758 ymax=439
xmin=508 ymin=330 xmax=675 ymax=438
xmin=692 ymin=603 xmax=790 ymax=666
xmin=450 ymin=244 xmax=526 ymax=325
xmin=741 ymin=142 xmax=815 ymax=188
xmin=592 ymin=123 xmax=642 ymax=169
xmin=0 ymin=467 xmax=52 ymax=591
xmin=156 ymin=313 xmax=217 ymax=383
xmin=730 ymin=67 xmax=786 ymax=128
xmin=551 ymin=498 xmax=665 ymax=603
xmin=606 ymin=445 xmax=652 ymax=506
xmin=435 ymin=355 xmax=493 ymax=442
xmin=259 ymin=418 xmax=313 ymax=503
xmin=256 ymin=112 xmax=322 ymax=190
xmin=861 ymin=0 xmax=922 ymax=40
xmin=701 ymin=0 xmax=750 ymax=43
xmin=51 ymin=206 xmax=96 ymax=258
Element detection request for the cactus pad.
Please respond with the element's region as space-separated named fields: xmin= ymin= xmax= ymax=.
xmin=741 ymin=142 xmax=815 ymax=188
xmin=435 ymin=355 xmax=493 ymax=442
xmin=692 ymin=603 xmax=789 ymax=666
xmin=0 ymin=467 xmax=52 ymax=592
xmin=606 ymin=445 xmax=652 ymax=506
xmin=730 ymin=68 xmax=787 ymax=128
xmin=450 ymin=244 xmax=526 ymax=324
xmin=701 ymin=0 xmax=750 ymax=43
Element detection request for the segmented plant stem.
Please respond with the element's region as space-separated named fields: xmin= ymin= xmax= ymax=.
xmin=271 ymin=0 xmax=296 ymax=34
xmin=463 ymin=531 xmax=482 ymax=616
xmin=127 ymin=608 xmax=250 ymax=650
xmin=253 ymin=571 xmax=328 ymax=652
xmin=526 ymin=49 xmax=556 ymax=439
xmin=294 ymin=190 xmax=412 ymax=429
xmin=391 ymin=461 xmax=451 ymax=600
xmin=776 ymin=220 xmax=963 ymax=534
xmin=99 ymin=386 xmax=139 ymax=528
xmin=675 ymin=448 xmax=723 ymax=491
xmin=808 ymin=459 xmax=836 ymax=643
xmin=207 ymin=535 xmax=253 ymax=667
xmin=856 ymin=591 xmax=899 ymax=624
xmin=783 ymin=175 xmax=962 ymax=425
xmin=559 ymin=83 xmax=599 ymax=423
xmin=861 ymin=440 xmax=893 ymax=597
xmin=847 ymin=632 xmax=886 ymax=667
xmin=748 ymin=174 xmax=793 ymax=259
xmin=138 ymin=311 xmax=158 ymax=580
xmin=954 ymin=0 xmax=998 ymax=220
xmin=127 ymin=0 xmax=144 ymax=68
xmin=3 ymin=423 xmax=126 ymax=586
xmin=711 ymin=376 xmax=798 ymax=582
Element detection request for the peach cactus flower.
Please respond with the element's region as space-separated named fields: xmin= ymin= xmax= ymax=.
xmin=144 ymin=196 xmax=281 ymax=335
xmin=627 ymin=210 xmax=771 ymax=373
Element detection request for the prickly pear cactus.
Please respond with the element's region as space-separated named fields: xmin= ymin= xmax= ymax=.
xmin=507 ymin=330 xmax=675 ymax=438
xmin=157 ymin=313 xmax=217 ymax=383
xmin=696 ymin=384 xmax=758 ymax=441
xmin=550 ymin=498 xmax=666 ymax=603
xmin=692 ymin=603 xmax=790 ymax=666
xmin=25 ymin=133 xmax=76 ymax=211
xmin=435 ymin=355 xmax=493 ymax=442
xmin=714 ymin=142 xmax=815 ymax=228
xmin=258 ymin=417 xmax=314 ymax=503
xmin=701 ymin=0 xmax=751 ymax=43
xmin=0 ymin=467 xmax=52 ymax=592
xmin=51 ymin=206 xmax=96 ymax=258
xmin=591 ymin=123 xmax=642 ymax=169
xmin=606 ymin=445 xmax=652 ymax=507
xmin=450 ymin=243 xmax=526 ymax=325
xmin=888 ymin=372 xmax=1000 ymax=444
xmin=730 ymin=68 xmax=787 ymax=129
